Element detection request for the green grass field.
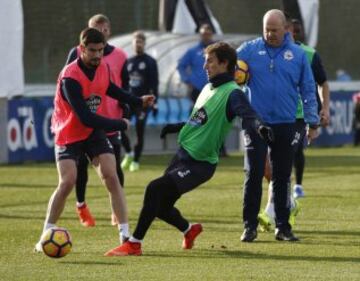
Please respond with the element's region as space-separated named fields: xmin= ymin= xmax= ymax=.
xmin=0 ymin=147 xmax=359 ymax=281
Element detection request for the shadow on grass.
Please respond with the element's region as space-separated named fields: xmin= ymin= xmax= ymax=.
xmin=0 ymin=213 xmax=76 ymax=221
xmin=0 ymin=192 xmax=112 ymax=209
xmin=143 ymin=248 xmax=360 ymax=263
xmin=60 ymin=261 xmax=123 ymax=266
xmin=0 ymin=201 xmax=50 ymax=209
xmin=296 ymin=240 xmax=360 ymax=247
xmin=0 ymin=212 xmax=104 ymax=222
xmin=51 ymin=249 xmax=359 ymax=265
xmin=298 ymin=229 xmax=360 ymax=236
xmin=306 ymin=194 xmax=343 ymax=199
xmin=0 ymin=183 xmax=54 ymax=189
xmin=0 ymin=213 xmax=138 ymax=225
xmin=221 ymin=249 xmax=360 ymax=263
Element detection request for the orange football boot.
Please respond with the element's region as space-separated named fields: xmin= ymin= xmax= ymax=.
xmin=104 ymin=241 xmax=142 ymax=256
xmin=76 ymin=204 xmax=95 ymax=227
xmin=182 ymin=223 xmax=203 ymax=249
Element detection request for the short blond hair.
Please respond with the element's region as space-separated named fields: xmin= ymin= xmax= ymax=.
xmin=88 ymin=14 xmax=110 ymax=27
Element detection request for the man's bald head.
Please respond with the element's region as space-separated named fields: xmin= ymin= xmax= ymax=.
xmin=263 ymin=9 xmax=287 ymax=47
xmin=263 ymin=9 xmax=286 ymax=26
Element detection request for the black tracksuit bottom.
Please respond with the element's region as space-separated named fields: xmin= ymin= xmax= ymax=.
xmin=243 ymin=123 xmax=296 ymax=231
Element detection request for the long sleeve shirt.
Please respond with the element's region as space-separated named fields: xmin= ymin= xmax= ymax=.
xmin=60 ymin=58 xmax=142 ymax=132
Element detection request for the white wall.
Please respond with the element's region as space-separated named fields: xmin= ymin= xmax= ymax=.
xmin=0 ymin=0 xmax=24 ymax=98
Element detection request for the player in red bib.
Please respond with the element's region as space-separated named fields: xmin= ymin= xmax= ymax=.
xmin=66 ymin=14 xmax=130 ymax=227
xmin=35 ymin=28 xmax=154 ymax=255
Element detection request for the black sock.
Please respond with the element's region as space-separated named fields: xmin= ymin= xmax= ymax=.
xmin=294 ymin=145 xmax=305 ymax=185
xmin=113 ymin=144 xmax=124 ymax=187
xmin=75 ymin=154 xmax=89 ymax=203
xmin=121 ymin=132 xmax=132 ymax=154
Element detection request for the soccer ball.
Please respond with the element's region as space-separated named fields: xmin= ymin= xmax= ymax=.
xmin=234 ymin=60 xmax=250 ymax=85
xmin=41 ymin=227 xmax=72 ymax=258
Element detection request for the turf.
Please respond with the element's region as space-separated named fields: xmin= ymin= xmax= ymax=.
xmin=0 ymin=147 xmax=359 ymax=281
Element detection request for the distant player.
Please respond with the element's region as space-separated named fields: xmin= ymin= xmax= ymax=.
xmin=291 ymin=18 xmax=330 ymax=198
xmin=66 ymin=14 xmax=129 ymax=227
xmin=120 ymin=31 xmax=159 ymax=172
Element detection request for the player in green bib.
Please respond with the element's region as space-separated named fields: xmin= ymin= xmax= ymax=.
xmin=179 ymin=81 xmax=238 ymax=164
xmin=104 ymin=42 xmax=273 ymax=256
xmin=291 ymin=19 xmax=330 ymax=198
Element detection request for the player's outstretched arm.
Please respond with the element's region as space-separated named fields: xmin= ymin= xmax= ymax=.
xmin=160 ymin=123 xmax=186 ymax=139
xmin=106 ymin=82 xmax=143 ymax=107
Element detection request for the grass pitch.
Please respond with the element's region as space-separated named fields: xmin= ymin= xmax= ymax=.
xmin=0 ymin=147 xmax=359 ymax=281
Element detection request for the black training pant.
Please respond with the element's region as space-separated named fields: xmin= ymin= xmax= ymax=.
xmin=132 ymin=148 xmax=216 ymax=240
xmin=243 ymin=123 xmax=296 ymax=231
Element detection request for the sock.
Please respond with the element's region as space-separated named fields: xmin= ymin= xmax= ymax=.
xmin=76 ymin=202 xmax=86 ymax=208
xmin=126 ymin=152 xmax=134 ymax=158
xmin=264 ymin=202 xmax=276 ymax=224
xmin=268 ymin=181 xmax=274 ymax=203
xmin=183 ymin=223 xmax=191 ymax=234
xmin=264 ymin=181 xmax=276 ymax=223
xmin=42 ymin=223 xmax=56 ymax=235
xmin=129 ymin=236 xmax=142 ymax=243
xmin=290 ymin=195 xmax=296 ymax=210
xmin=118 ymin=223 xmax=130 ymax=239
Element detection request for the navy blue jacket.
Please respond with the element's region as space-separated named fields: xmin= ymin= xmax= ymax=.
xmin=127 ymin=53 xmax=158 ymax=101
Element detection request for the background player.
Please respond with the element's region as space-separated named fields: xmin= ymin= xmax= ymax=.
xmin=120 ymin=31 xmax=159 ymax=172
xmin=66 ymin=14 xmax=130 ymax=227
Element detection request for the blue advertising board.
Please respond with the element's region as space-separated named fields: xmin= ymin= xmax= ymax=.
xmin=4 ymin=89 xmax=358 ymax=163
xmin=313 ymin=91 xmax=355 ymax=146
xmin=7 ymin=97 xmax=54 ymax=163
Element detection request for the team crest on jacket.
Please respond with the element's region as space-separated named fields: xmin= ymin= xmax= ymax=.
xmin=86 ymin=94 xmax=102 ymax=113
xmin=139 ymin=62 xmax=146 ymax=70
xmin=189 ymin=107 xmax=208 ymax=126
xmin=284 ymin=50 xmax=294 ymax=60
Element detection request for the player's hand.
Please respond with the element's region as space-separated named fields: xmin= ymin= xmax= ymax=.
xmin=120 ymin=103 xmax=131 ymax=119
xmin=141 ymin=95 xmax=155 ymax=108
xmin=160 ymin=124 xmax=170 ymax=139
xmin=152 ymin=103 xmax=158 ymax=118
xmin=319 ymin=108 xmax=330 ymax=127
xmin=258 ymin=125 xmax=274 ymax=144
xmin=307 ymin=127 xmax=319 ymax=145
xmin=160 ymin=124 xmax=180 ymax=139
